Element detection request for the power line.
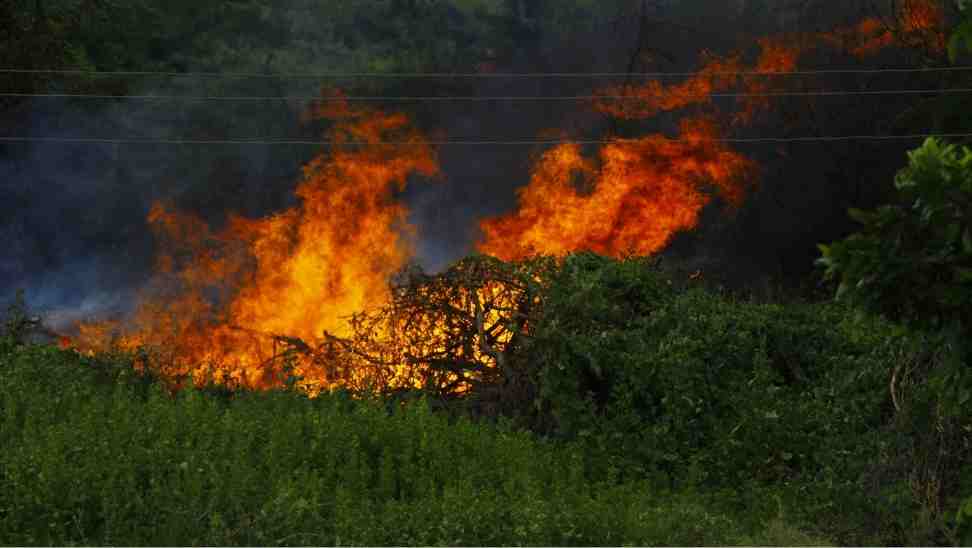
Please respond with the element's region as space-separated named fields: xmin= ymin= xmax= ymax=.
xmin=5 ymin=88 xmax=972 ymax=101
xmin=3 ymin=66 xmax=972 ymax=78
xmin=2 ymin=134 xmax=971 ymax=146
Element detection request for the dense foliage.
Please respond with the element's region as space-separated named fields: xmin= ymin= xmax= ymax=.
xmin=1 ymin=339 xmax=832 ymax=546
xmin=818 ymin=136 xmax=972 ymax=545
xmin=818 ymin=138 xmax=972 ymax=345
xmin=4 ymin=245 xmax=971 ymax=544
xmin=519 ymin=253 xmax=971 ymax=545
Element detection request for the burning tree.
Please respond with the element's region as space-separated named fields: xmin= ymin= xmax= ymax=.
xmin=309 ymin=255 xmax=558 ymax=409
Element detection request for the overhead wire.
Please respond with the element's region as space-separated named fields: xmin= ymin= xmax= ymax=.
xmin=4 ymin=88 xmax=972 ymax=101
xmin=5 ymin=65 xmax=972 ymax=146
xmin=3 ymin=66 xmax=972 ymax=78
xmin=2 ymin=134 xmax=972 ymax=146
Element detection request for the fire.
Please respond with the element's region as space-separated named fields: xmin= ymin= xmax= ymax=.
xmin=823 ymin=1 xmax=945 ymax=56
xmin=58 ymin=5 xmax=949 ymax=396
xmin=478 ymin=118 xmax=754 ymax=261
xmin=326 ymin=255 xmax=549 ymax=396
xmin=480 ymin=5 xmax=946 ymax=261
xmin=591 ymin=37 xmax=803 ymax=125
xmin=598 ymin=2 xmax=944 ymax=125
xmin=898 ymin=0 xmax=946 ymax=52
xmin=593 ymin=54 xmax=744 ymax=120
xmin=73 ymin=96 xmax=438 ymax=394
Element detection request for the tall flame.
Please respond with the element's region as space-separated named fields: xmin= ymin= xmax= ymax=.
xmin=75 ymin=96 xmax=438 ymax=393
xmin=478 ymin=118 xmax=754 ymax=261
xmin=479 ymin=2 xmax=945 ymax=260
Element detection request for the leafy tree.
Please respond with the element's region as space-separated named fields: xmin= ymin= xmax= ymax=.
xmin=817 ymin=137 xmax=972 ymax=544
xmin=817 ymin=138 xmax=972 ymax=357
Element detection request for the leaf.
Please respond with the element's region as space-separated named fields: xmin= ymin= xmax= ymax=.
xmin=950 ymin=19 xmax=972 ymax=62
xmin=954 ymin=267 xmax=972 ymax=283
xmin=847 ymin=208 xmax=873 ymax=224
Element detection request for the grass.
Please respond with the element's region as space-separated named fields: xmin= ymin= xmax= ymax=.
xmin=0 ymin=341 xmax=832 ymax=546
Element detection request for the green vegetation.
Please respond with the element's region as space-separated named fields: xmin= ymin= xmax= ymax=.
xmin=1 ymin=336 xmax=821 ymax=546
xmin=818 ymin=137 xmax=972 ymax=546
xmin=818 ymin=138 xmax=972 ymax=349
xmin=2 ymin=253 xmax=969 ymax=544
xmin=518 ymin=253 xmax=969 ymax=545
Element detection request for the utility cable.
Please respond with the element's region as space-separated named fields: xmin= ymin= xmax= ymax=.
xmin=4 ymin=66 xmax=972 ymax=78
xmin=2 ymin=134 xmax=972 ymax=146
xmin=5 ymin=88 xmax=972 ymax=101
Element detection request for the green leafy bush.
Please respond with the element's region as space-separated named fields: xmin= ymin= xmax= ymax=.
xmin=528 ymin=256 xmax=865 ymax=482
xmin=817 ymin=138 xmax=972 ymax=357
xmin=512 ymin=250 xmax=972 ymax=544
xmin=817 ymin=137 xmax=972 ymax=544
xmin=524 ymin=252 xmax=677 ymax=438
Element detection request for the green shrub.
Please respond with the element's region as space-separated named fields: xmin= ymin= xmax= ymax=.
xmin=525 ymin=252 xmax=677 ymax=439
xmin=509 ymin=251 xmax=972 ymax=544
xmin=818 ymin=138 xmax=972 ymax=362
xmin=526 ymin=254 xmax=884 ymax=483
xmin=817 ymin=138 xmax=972 ymax=544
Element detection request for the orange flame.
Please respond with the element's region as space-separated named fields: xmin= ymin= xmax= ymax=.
xmin=478 ymin=118 xmax=754 ymax=261
xmin=824 ymin=1 xmax=944 ymax=56
xmin=898 ymin=0 xmax=946 ymax=52
xmin=594 ymin=53 xmax=744 ymax=120
xmin=74 ymin=96 xmax=438 ymax=394
xmin=480 ymin=6 xmax=946 ymax=262
xmin=599 ymin=2 xmax=944 ymax=123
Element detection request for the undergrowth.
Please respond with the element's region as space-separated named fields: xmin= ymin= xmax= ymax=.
xmin=0 ymin=341 xmax=824 ymax=546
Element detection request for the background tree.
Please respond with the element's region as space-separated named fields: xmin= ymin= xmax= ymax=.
xmin=817 ymin=137 xmax=972 ymax=545
xmin=818 ymin=138 xmax=972 ymax=369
